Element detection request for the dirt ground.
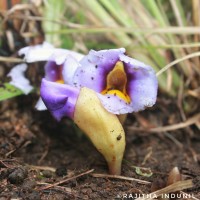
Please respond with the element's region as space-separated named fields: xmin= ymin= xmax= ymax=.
xmin=0 ymin=92 xmax=200 ymax=199
xmin=0 ymin=1 xmax=200 ymax=199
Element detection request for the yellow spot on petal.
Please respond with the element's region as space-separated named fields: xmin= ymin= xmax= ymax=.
xmin=101 ymin=61 xmax=131 ymax=103
xmin=56 ymin=79 xmax=64 ymax=84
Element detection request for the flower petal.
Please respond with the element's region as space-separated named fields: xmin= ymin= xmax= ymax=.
xmin=7 ymin=63 xmax=33 ymax=94
xmin=98 ymin=55 xmax=158 ymax=114
xmin=45 ymin=53 xmax=80 ymax=83
xmin=18 ymin=42 xmax=55 ymax=62
xmin=47 ymin=49 xmax=84 ymax=65
xmin=62 ymin=55 xmax=80 ymax=85
xmin=45 ymin=61 xmax=62 ymax=82
xmin=73 ymin=48 xmax=125 ymax=92
xmin=19 ymin=41 xmax=84 ymax=63
xmin=120 ymin=54 xmax=158 ymax=112
xmin=40 ymin=79 xmax=80 ymax=120
xmin=97 ymin=93 xmax=133 ymax=114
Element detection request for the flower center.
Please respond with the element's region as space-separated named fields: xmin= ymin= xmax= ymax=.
xmin=101 ymin=61 xmax=131 ymax=103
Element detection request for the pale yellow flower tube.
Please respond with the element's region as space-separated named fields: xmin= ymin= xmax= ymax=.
xmin=74 ymin=87 xmax=125 ymax=175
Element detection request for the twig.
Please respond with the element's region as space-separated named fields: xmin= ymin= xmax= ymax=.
xmin=91 ymin=173 xmax=151 ymax=185
xmin=38 ymin=148 xmax=49 ymax=164
xmin=156 ymin=51 xmax=200 ymax=76
xmin=5 ymin=149 xmax=17 ymax=157
xmin=128 ymin=113 xmax=200 ymax=133
xmin=37 ymin=183 xmax=76 ymax=197
xmin=5 ymin=141 xmax=32 ymax=157
xmin=164 ymin=132 xmax=183 ymax=148
xmin=4 ymin=4 xmax=33 ymax=15
xmin=0 ymin=56 xmax=23 ymax=63
xmin=29 ymin=165 xmax=56 ymax=172
xmin=7 ymin=14 xmax=85 ymax=28
xmin=38 ymin=169 xmax=94 ymax=190
xmin=3 ymin=11 xmax=200 ymax=35
xmin=135 ymin=179 xmax=193 ymax=200
xmin=0 ymin=160 xmax=10 ymax=168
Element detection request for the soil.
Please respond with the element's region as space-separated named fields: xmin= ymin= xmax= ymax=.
xmin=0 ymin=92 xmax=200 ymax=200
xmin=0 ymin=3 xmax=199 ymax=199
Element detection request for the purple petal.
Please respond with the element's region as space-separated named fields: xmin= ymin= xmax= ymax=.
xmin=41 ymin=79 xmax=80 ymax=120
xmin=73 ymin=48 xmax=125 ymax=92
xmin=45 ymin=61 xmax=62 ymax=82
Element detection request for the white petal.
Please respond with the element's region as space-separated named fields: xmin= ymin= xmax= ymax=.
xmin=62 ymin=55 xmax=80 ymax=85
xmin=47 ymin=49 xmax=84 ymax=64
xmin=97 ymin=93 xmax=133 ymax=115
xmin=35 ymin=97 xmax=47 ymax=110
xmin=18 ymin=42 xmax=55 ymax=63
xmin=119 ymin=54 xmax=152 ymax=70
xmin=18 ymin=41 xmax=84 ymax=63
xmin=7 ymin=63 xmax=33 ymax=94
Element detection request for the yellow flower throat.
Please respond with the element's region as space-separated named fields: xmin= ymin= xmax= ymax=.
xmin=101 ymin=61 xmax=131 ymax=103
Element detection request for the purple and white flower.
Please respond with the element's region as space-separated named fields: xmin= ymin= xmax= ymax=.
xmin=72 ymin=48 xmax=158 ymax=114
xmin=40 ymin=48 xmax=158 ymax=120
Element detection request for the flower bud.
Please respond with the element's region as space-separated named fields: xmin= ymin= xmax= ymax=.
xmin=74 ymin=87 xmax=125 ymax=175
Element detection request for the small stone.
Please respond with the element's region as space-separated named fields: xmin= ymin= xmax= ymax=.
xmin=42 ymin=170 xmax=53 ymax=178
xmin=55 ymin=166 xmax=67 ymax=177
xmin=22 ymin=179 xmax=36 ymax=192
xmin=8 ymin=167 xmax=28 ymax=184
xmin=81 ymin=188 xmax=88 ymax=194
xmin=167 ymin=167 xmax=181 ymax=185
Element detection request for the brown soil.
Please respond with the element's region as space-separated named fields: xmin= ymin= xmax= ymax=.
xmin=0 ymin=93 xmax=200 ymax=200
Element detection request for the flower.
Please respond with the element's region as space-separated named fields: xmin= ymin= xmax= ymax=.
xmin=8 ymin=42 xmax=84 ymax=110
xmin=11 ymin=45 xmax=158 ymax=175
xmin=39 ymin=50 xmax=81 ymax=116
xmin=40 ymin=48 xmax=158 ymax=175
xmin=73 ymin=48 xmax=158 ymax=114
xmin=36 ymin=49 xmax=82 ymax=110
xmin=41 ymin=48 xmax=158 ymax=119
